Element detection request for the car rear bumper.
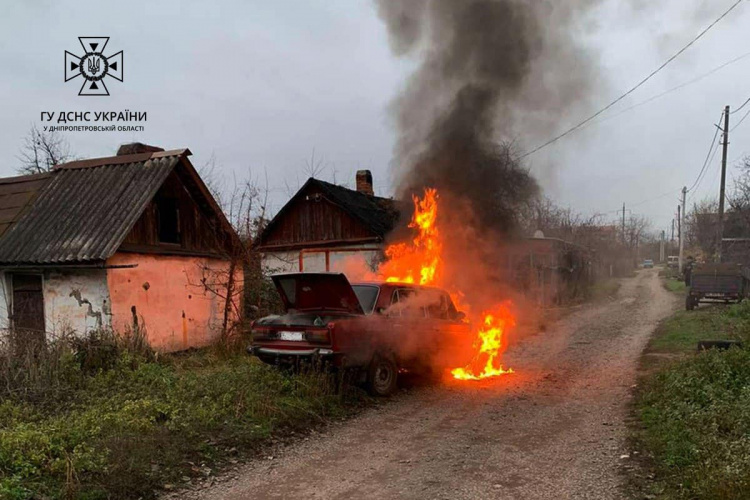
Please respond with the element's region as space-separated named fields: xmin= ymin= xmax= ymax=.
xmin=248 ymin=345 xmax=342 ymax=366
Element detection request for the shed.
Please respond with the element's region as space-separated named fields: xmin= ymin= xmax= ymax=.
xmin=0 ymin=144 xmax=242 ymax=351
xmin=256 ymin=171 xmax=399 ymax=273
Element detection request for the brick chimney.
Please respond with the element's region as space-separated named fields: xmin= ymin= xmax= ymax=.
xmin=116 ymin=142 xmax=164 ymax=156
xmin=356 ymin=170 xmax=374 ymax=196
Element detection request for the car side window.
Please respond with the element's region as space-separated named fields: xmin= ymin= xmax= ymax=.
xmin=390 ymin=288 xmax=425 ymax=318
xmin=426 ymin=293 xmax=447 ymax=320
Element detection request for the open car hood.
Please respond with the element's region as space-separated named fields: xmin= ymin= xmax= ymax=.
xmin=271 ymin=273 xmax=364 ymax=314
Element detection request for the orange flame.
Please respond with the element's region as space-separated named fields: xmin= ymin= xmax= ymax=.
xmin=379 ymin=188 xmax=515 ymax=380
xmin=450 ymin=303 xmax=515 ymax=380
xmin=380 ymin=188 xmax=441 ymax=285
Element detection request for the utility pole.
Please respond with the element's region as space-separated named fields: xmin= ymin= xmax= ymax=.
xmin=661 ymin=230 xmax=665 ymax=263
xmin=677 ymin=206 xmax=682 ymax=271
xmin=679 ymin=187 xmax=687 ymax=273
xmin=622 ymin=203 xmax=626 ymax=246
xmin=717 ymin=105 xmax=730 ymax=263
xmin=671 ymin=219 xmax=675 ymax=243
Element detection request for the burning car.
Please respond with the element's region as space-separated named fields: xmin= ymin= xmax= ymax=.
xmin=248 ymin=272 xmax=471 ymax=396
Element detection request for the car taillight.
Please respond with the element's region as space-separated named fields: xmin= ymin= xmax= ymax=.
xmin=252 ymin=328 xmax=273 ymax=341
xmin=305 ymin=328 xmax=330 ymax=344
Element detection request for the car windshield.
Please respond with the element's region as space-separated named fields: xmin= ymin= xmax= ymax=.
xmin=352 ymin=285 xmax=379 ymax=314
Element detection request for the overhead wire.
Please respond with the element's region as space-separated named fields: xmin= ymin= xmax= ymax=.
xmin=687 ymin=110 xmax=725 ymax=194
xmin=730 ymin=97 xmax=750 ymax=114
xmin=731 ymin=107 xmax=750 ymax=132
xmin=586 ymin=51 xmax=750 ymax=128
xmin=520 ymin=0 xmax=745 ymax=160
xmin=689 ymin=137 xmax=722 ymax=202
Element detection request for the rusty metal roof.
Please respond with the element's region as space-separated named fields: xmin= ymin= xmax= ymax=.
xmin=0 ymin=150 xmax=189 ymax=264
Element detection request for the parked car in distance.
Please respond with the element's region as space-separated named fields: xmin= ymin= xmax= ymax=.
xmin=667 ymin=256 xmax=679 ymax=268
xmin=643 ymin=259 xmax=654 ymax=268
xmin=248 ymin=273 xmax=472 ymax=396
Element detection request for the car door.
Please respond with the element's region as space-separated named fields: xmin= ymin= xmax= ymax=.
xmin=387 ymin=287 xmax=429 ymax=362
xmin=426 ymin=292 xmax=473 ymax=367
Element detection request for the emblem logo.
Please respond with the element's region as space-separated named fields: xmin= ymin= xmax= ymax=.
xmin=64 ymin=37 xmax=123 ymax=96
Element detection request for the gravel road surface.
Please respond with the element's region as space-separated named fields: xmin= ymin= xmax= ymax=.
xmin=189 ymin=269 xmax=678 ymax=500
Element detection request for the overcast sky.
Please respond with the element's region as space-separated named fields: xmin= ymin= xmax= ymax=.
xmin=1 ymin=0 xmax=748 ymax=235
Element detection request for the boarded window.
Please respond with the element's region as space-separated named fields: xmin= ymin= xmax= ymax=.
xmin=157 ymin=197 xmax=180 ymax=244
xmin=11 ymin=274 xmax=45 ymax=346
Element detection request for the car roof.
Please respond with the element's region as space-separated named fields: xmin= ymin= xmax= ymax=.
xmin=351 ymin=281 xmax=447 ymax=293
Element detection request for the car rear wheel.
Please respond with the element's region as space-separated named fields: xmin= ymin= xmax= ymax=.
xmin=366 ymin=355 xmax=398 ymax=397
xmin=686 ymin=295 xmax=697 ymax=311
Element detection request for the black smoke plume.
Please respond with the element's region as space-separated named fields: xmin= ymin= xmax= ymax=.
xmin=375 ymin=0 xmax=599 ymax=235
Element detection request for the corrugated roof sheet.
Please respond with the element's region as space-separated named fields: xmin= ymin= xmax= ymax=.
xmin=0 ymin=172 xmax=52 ymax=238
xmin=0 ymin=151 xmax=187 ymax=264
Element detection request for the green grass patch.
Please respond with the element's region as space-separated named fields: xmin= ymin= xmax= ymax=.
xmin=636 ymin=348 xmax=750 ymax=499
xmin=0 ymin=349 xmax=365 ymax=499
xmin=649 ymin=302 xmax=750 ymax=355
xmin=633 ymin=301 xmax=750 ymax=498
xmin=664 ymin=278 xmax=687 ymax=294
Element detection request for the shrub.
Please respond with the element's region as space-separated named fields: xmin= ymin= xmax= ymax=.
xmin=0 ymin=348 xmax=363 ymax=499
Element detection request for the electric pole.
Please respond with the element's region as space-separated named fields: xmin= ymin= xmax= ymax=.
xmin=622 ymin=203 xmax=626 ymax=246
xmin=718 ymin=105 xmax=730 ymax=263
xmin=677 ymin=205 xmax=681 ymax=271
xmin=679 ymin=187 xmax=687 ymax=273
xmin=671 ymin=219 xmax=675 ymax=243
xmin=661 ymin=230 xmax=665 ymax=263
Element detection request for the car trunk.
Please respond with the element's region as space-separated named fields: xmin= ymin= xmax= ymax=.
xmin=252 ymin=273 xmax=365 ymax=352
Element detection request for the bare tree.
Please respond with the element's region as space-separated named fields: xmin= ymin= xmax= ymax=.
xmin=685 ymin=197 xmax=719 ymax=259
xmin=17 ymin=125 xmax=73 ymax=175
xmin=729 ymin=156 xmax=750 ymax=229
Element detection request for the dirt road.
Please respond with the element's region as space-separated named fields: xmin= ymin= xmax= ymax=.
xmin=195 ymin=269 xmax=678 ymax=499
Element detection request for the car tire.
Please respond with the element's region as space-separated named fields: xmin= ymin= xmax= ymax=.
xmin=686 ymin=295 xmax=696 ymax=311
xmin=366 ymin=354 xmax=398 ymax=397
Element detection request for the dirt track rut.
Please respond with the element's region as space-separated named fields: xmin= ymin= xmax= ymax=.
xmin=191 ymin=269 xmax=678 ymax=500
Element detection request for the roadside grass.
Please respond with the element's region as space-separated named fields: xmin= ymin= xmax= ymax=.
xmin=632 ymin=300 xmax=750 ymax=499
xmin=647 ymin=305 xmax=747 ymax=354
xmin=0 ymin=334 xmax=366 ymax=500
xmin=663 ymin=278 xmax=687 ymax=294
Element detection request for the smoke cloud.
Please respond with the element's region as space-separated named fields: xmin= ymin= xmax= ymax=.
xmin=372 ymin=0 xmax=603 ymax=313
xmin=375 ymin=0 xmax=601 ymax=233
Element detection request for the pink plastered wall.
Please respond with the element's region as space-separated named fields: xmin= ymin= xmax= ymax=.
xmin=106 ymin=253 xmax=242 ymax=351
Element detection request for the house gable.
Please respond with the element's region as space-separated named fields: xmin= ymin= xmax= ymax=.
xmin=119 ymin=161 xmax=235 ymax=258
xmin=259 ymin=181 xmax=385 ymax=250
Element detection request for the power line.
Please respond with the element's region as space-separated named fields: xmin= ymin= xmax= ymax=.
xmin=585 ymin=51 xmax=750 ymax=128
xmin=689 ymin=136 xmax=722 ymax=202
xmin=731 ymin=107 xmax=750 ymax=132
xmin=687 ymin=110 xmax=725 ymax=193
xmin=521 ymin=0 xmax=745 ymax=160
xmin=730 ymin=97 xmax=750 ymax=114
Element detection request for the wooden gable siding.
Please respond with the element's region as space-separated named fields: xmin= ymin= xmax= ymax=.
xmin=262 ymin=186 xmax=378 ymax=248
xmin=121 ymin=170 xmax=224 ymax=256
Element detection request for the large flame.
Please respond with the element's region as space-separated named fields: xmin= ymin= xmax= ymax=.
xmin=379 ymin=188 xmax=515 ymax=380
xmin=379 ymin=188 xmax=442 ymax=285
xmin=450 ymin=304 xmax=515 ymax=380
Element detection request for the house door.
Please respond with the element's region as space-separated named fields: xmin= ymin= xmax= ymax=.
xmin=11 ymin=274 xmax=45 ymax=344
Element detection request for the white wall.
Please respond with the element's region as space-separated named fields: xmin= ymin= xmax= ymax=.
xmin=0 ymin=269 xmax=111 ymax=338
xmin=0 ymin=272 xmax=10 ymax=330
xmin=261 ymin=245 xmax=383 ymax=280
xmin=43 ymin=269 xmax=112 ymax=335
